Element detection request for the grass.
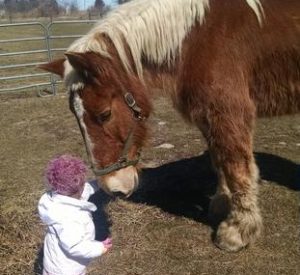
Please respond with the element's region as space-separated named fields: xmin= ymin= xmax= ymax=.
xmin=0 ymin=94 xmax=299 ymax=275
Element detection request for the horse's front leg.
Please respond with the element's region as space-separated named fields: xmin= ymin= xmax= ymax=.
xmin=212 ymin=152 xmax=262 ymax=252
xmin=198 ymin=91 xmax=262 ymax=252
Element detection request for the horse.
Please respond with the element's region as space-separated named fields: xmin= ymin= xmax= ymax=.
xmin=39 ymin=0 xmax=300 ymax=252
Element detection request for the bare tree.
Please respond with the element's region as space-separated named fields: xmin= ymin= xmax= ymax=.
xmin=118 ymin=0 xmax=131 ymax=4
xmin=95 ymin=0 xmax=105 ymax=10
xmin=3 ymin=0 xmax=14 ymax=22
xmin=69 ymin=0 xmax=79 ymax=13
xmin=4 ymin=0 xmax=39 ymax=12
xmin=37 ymin=0 xmax=59 ymax=20
xmin=91 ymin=0 xmax=106 ymax=17
xmin=4 ymin=0 xmax=15 ymax=11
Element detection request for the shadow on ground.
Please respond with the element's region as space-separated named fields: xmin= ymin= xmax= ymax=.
xmin=33 ymin=246 xmax=44 ymax=275
xmin=255 ymin=152 xmax=299 ymax=191
xmin=130 ymin=151 xmax=299 ymax=223
xmin=132 ymin=152 xmax=216 ymax=224
xmin=89 ymin=187 xmax=113 ymax=241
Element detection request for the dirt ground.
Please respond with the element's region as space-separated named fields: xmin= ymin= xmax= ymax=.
xmin=0 ymin=94 xmax=299 ymax=275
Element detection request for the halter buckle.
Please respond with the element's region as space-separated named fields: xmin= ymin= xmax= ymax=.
xmin=118 ymin=156 xmax=127 ymax=164
xmin=124 ymin=92 xmax=136 ymax=108
xmin=124 ymin=92 xmax=145 ymax=120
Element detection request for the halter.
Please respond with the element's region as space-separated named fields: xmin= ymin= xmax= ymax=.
xmin=91 ymin=92 xmax=145 ymax=176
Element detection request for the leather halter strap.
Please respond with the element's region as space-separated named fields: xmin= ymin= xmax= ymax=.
xmin=91 ymin=92 xmax=145 ymax=176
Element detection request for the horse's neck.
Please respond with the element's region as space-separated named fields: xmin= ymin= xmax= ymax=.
xmin=143 ymin=65 xmax=178 ymax=96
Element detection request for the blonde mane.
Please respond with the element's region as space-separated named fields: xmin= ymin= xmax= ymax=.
xmin=67 ymin=0 xmax=263 ymax=78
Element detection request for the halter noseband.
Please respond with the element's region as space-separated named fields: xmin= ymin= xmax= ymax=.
xmin=91 ymin=92 xmax=145 ymax=176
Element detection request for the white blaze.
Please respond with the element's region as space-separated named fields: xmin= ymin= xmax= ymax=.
xmin=72 ymin=93 xmax=96 ymax=164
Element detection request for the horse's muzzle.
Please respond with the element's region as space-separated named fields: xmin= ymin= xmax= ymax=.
xmin=99 ymin=165 xmax=139 ymax=197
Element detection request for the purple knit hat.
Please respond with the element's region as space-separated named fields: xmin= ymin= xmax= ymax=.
xmin=45 ymin=155 xmax=87 ymax=196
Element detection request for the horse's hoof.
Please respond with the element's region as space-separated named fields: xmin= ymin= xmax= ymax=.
xmin=214 ymin=209 xmax=263 ymax=252
xmin=214 ymin=221 xmax=246 ymax=252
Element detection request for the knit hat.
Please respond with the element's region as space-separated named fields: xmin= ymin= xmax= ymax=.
xmin=45 ymin=155 xmax=87 ymax=196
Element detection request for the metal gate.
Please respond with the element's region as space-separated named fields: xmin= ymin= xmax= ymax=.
xmin=0 ymin=20 xmax=97 ymax=96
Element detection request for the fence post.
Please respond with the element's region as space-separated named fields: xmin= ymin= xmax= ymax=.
xmin=46 ymin=22 xmax=57 ymax=96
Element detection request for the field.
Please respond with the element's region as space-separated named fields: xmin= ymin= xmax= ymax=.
xmin=0 ymin=18 xmax=300 ymax=275
xmin=0 ymin=93 xmax=299 ymax=275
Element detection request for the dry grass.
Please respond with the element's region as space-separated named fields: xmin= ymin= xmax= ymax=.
xmin=0 ymin=93 xmax=299 ymax=275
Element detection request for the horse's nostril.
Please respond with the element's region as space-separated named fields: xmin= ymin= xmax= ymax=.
xmin=111 ymin=191 xmax=126 ymax=198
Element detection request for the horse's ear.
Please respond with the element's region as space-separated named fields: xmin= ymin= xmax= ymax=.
xmin=38 ymin=58 xmax=65 ymax=78
xmin=65 ymin=52 xmax=92 ymax=74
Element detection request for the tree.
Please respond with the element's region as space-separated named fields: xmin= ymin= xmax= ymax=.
xmin=4 ymin=0 xmax=54 ymax=13
xmin=118 ymin=0 xmax=131 ymax=4
xmin=4 ymin=0 xmax=15 ymax=12
xmin=94 ymin=0 xmax=105 ymax=10
xmin=69 ymin=0 xmax=78 ymax=13
xmin=37 ymin=0 xmax=59 ymax=18
xmin=29 ymin=0 xmax=38 ymax=9
xmin=4 ymin=0 xmax=14 ymax=22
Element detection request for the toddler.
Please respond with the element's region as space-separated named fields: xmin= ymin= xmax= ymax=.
xmin=38 ymin=155 xmax=112 ymax=275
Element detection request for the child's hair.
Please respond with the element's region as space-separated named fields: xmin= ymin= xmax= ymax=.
xmin=45 ymin=154 xmax=87 ymax=196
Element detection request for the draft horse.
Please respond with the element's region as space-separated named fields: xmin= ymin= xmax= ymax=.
xmin=40 ymin=0 xmax=300 ymax=252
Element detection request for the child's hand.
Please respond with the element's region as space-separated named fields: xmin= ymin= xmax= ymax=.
xmin=102 ymin=237 xmax=112 ymax=250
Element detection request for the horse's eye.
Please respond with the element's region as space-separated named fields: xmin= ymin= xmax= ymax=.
xmin=96 ymin=110 xmax=111 ymax=123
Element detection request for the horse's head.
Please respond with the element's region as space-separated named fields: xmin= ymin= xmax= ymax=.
xmin=40 ymin=51 xmax=152 ymax=197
